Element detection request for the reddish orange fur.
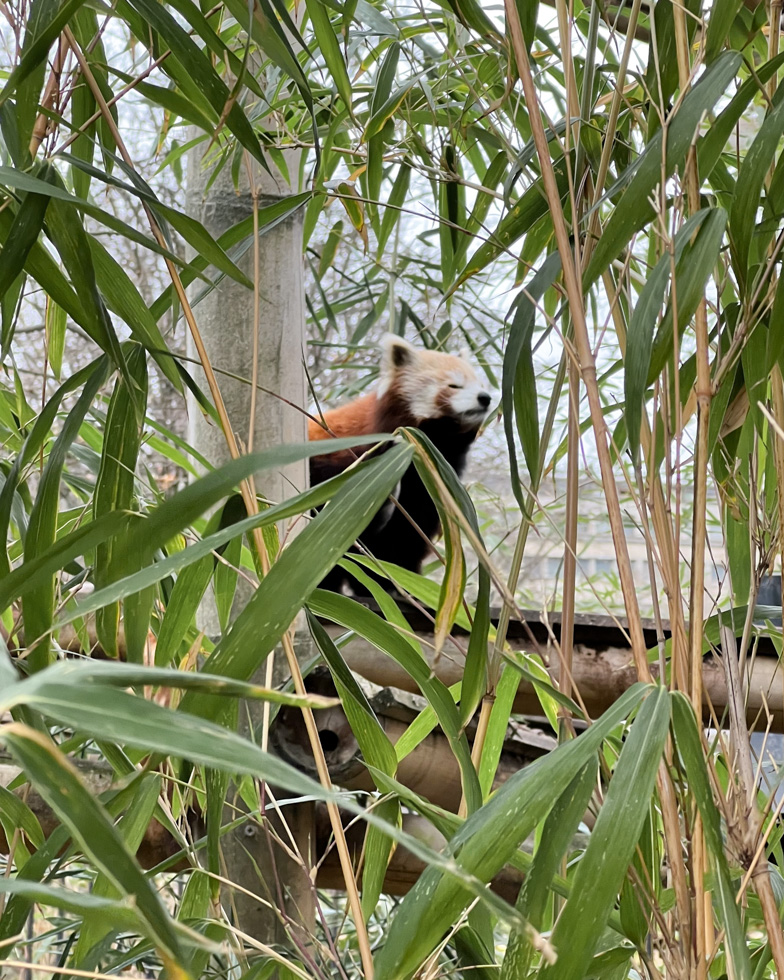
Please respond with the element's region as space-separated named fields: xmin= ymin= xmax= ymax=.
xmin=308 ymin=393 xmax=380 ymax=442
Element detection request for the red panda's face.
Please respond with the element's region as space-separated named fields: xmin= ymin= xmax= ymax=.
xmin=378 ymin=335 xmax=493 ymax=429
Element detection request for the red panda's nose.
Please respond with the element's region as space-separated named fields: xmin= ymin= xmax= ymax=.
xmin=477 ymin=392 xmax=491 ymax=409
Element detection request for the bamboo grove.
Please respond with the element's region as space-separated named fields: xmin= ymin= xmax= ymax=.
xmin=3 ymin=0 xmax=784 ymax=978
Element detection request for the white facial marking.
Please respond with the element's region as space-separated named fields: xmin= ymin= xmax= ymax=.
xmin=450 ymin=379 xmax=489 ymax=415
xmin=376 ymin=337 xmax=494 ymax=423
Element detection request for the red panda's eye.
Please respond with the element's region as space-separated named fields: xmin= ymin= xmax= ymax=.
xmin=448 ymin=384 xmax=462 ymax=389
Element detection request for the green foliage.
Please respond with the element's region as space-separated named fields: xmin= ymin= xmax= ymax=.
xmin=2 ymin=1 xmax=784 ymax=978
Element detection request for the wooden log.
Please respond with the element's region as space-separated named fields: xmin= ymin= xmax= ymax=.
xmin=270 ymin=669 xmax=556 ymax=812
xmin=329 ymin=608 xmax=784 ymax=731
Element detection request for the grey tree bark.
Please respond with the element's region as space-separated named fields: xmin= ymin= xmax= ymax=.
xmin=185 ymin=144 xmax=315 ymax=950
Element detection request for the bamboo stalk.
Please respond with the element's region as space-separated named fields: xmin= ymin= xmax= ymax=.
xmin=504 ymin=0 xmax=651 ymax=682
xmin=670 ymin=2 xmax=711 ymax=967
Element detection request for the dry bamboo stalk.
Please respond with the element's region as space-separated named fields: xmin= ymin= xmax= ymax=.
xmin=721 ymin=620 xmax=784 ymax=976
xmin=503 ymin=0 xmax=651 ymax=683
xmin=670 ymin=7 xmax=712 ymax=969
xmin=553 ymin=0 xmax=580 ymax=724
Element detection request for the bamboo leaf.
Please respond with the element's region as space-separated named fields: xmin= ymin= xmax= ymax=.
xmin=624 ymin=209 xmax=711 ymax=460
xmin=671 ymin=693 xmax=751 ymax=980
xmin=456 ymin=159 xmax=568 ymax=289
xmin=540 ymin=687 xmax=670 ymax=980
xmin=501 ymin=762 xmax=597 ymax=980
xmin=373 ymin=684 xmax=650 ymax=980
xmin=0 ymin=184 xmax=49 ymax=313
xmin=117 ymin=0 xmax=266 ymax=166
xmin=306 ymin=0 xmax=353 ymax=111
xmin=22 ymin=357 xmax=111 ymax=669
xmin=504 ymin=252 xmax=561 ymax=500
xmin=308 ymin=589 xmax=483 ymax=812
xmin=730 ymin=87 xmax=784 ymax=278
xmin=179 ymin=445 xmax=414 ymax=722
xmin=648 ymin=208 xmax=727 ymax=383
xmin=93 ymin=344 xmax=147 ymax=658
xmin=0 ymin=724 xmax=185 ymax=960
xmin=585 ymin=51 xmax=741 ymax=286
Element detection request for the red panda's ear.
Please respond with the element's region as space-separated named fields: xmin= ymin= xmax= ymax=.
xmin=380 ymin=334 xmax=416 ymax=372
xmin=458 ymin=346 xmax=470 ymax=360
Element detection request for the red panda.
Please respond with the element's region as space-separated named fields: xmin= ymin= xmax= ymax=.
xmin=309 ymin=334 xmax=492 ymax=593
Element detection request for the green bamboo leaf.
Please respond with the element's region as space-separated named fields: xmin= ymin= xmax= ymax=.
xmin=307 ymin=589 xmax=482 ymax=812
xmin=306 ymin=0 xmax=353 ymax=111
xmin=0 ymin=270 xmax=24 ymax=357
xmin=0 ymin=0 xmax=87 ymax=125
xmin=464 ymin=151 xmax=507 ymax=241
xmin=0 ymin=511 xmax=135 ymax=616
xmin=73 ymin=772 xmax=162 ymax=962
xmin=88 ymin=237 xmax=182 ymax=391
xmin=179 ymin=445 xmax=414 ymax=722
xmin=501 ymin=762 xmax=597 ymax=980
xmin=373 ymin=684 xmax=650 ymax=980
xmin=0 ymin=877 xmax=150 ymax=922
xmin=504 ymin=253 xmax=561 ymax=501
xmin=69 ymin=58 xmax=96 ymax=201
xmin=220 ymin=0 xmax=316 ymax=131
xmin=705 ymin=0 xmax=745 ymax=62
xmin=671 ymin=693 xmax=751 ymax=980
xmin=162 ymin=0 xmax=264 ymax=101
xmin=22 ymin=357 xmax=111 ymax=670
xmin=445 ymin=0 xmax=497 ymax=35
xmin=366 ymin=43 xmax=400 ymax=217
xmin=149 ymin=192 xmax=312 ymax=321
xmin=456 ymin=160 xmax=568 ymax=289
xmin=0 ymin=724 xmax=185 ymax=960
xmin=1 ymin=673 xmax=528 ymax=925
xmin=0 ymin=184 xmax=49 ymax=316
xmin=619 ymin=806 xmax=659 ymax=948
xmin=0 ymin=202 xmax=88 ymax=331
xmin=362 ymin=79 xmax=417 ymax=142
xmin=154 ymin=555 xmax=214 ymax=667
xmin=648 ymin=208 xmax=727 ymax=383
xmin=0 ymin=823 xmax=70 ymax=943
xmin=393 ymin=681 xmax=462 ymax=762
xmin=0 ymin=457 xmax=378 ymax=626
xmin=93 ymin=344 xmax=147 ymax=658
xmin=117 ymin=0 xmax=265 ymax=166
xmin=624 ymin=209 xmax=711 ymax=460
xmin=0 ymin=162 xmax=252 ymax=290
xmin=40 ymin=167 xmax=130 ymax=382
xmin=541 ymin=688 xmax=670 ymax=980
xmin=2 ymin=660 xmax=339 ymax=709
xmin=44 ymin=298 xmax=66 ymax=381
xmin=0 ymin=164 xmax=182 ymax=267
xmin=698 ymin=54 xmax=784 ymax=181
xmin=439 ymin=144 xmax=466 ymax=289
xmin=477 ymin=664 xmax=520 ymax=800
xmin=14 ymin=0 xmax=59 ymax=157
xmin=308 ymin=612 xmax=398 ymax=776
xmin=360 ymin=796 xmax=400 ymax=922
xmin=0 ymin=783 xmax=45 ymax=850
xmin=730 ymin=87 xmax=784 ymax=278
xmin=378 ymin=162 xmax=410 ymax=255
xmin=585 ymin=51 xmax=741 ymax=287
xmin=108 ymin=69 xmax=214 ymax=131
xmin=403 ymin=427 xmax=491 ymax=726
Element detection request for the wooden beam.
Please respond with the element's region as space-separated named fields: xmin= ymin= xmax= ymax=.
xmin=333 ymin=607 xmax=784 ymax=732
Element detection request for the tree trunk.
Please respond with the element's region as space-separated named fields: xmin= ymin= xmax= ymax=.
xmin=185 ymin=143 xmax=315 ymax=951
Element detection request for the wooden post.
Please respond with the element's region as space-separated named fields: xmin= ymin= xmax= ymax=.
xmin=185 ymin=146 xmax=315 ymax=948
